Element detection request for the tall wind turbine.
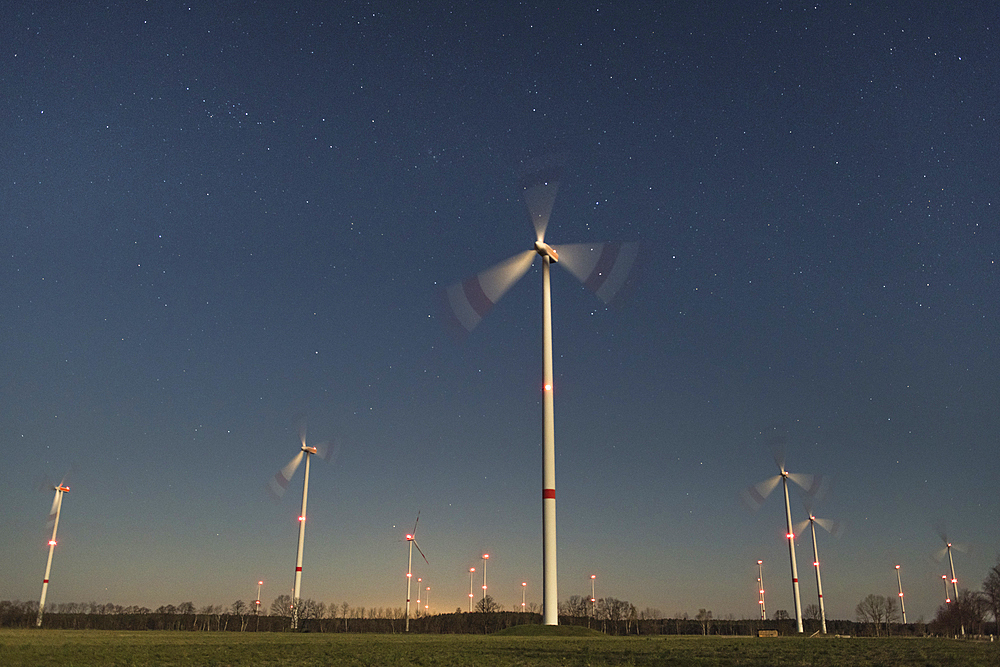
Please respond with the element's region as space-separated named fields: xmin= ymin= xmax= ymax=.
xmin=404 ymin=513 xmax=428 ymax=632
xmin=268 ymin=424 xmax=333 ymax=630
xmin=36 ymin=480 xmax=70 ymax=628
xmin=743 ymin=451 xmax=822 ymax=634
xmin=442 ymin=156 xmax=637 ymax=625
xmin=935 ymin=530 xmax=966 ymax=636
xmin=794 ymin=509 xmax=841 ymax=634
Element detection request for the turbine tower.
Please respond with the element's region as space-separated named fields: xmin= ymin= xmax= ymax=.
xmin=442 ymin=155 xmax=637 ymax=624
xmin=268 ymin=423 xmax=333 ymax=629
xmin=894 ymin=565 xmax=906 ymax=624
xmin=743 ymin=451 xmax=822 ymax=634
xmin=36 ymin=481 xmax=70 ymax=628
xmin=795 ymin=510 xmax=841 ymax=634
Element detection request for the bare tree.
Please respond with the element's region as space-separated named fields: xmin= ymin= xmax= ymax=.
xmin=475 ymin=595 xmax=501 ymax=613
xmin=983 ymin=558 xmax=1000 ymax=629
xmin=695 ymin=609 xmax=713 ymax=635
xmin=270 ymin=595 xmax=292 ymax=617
xmin=855 ymin=594 xmax=898 ymax=637
xmin=803 ymin=604 xmax=821 ymax=621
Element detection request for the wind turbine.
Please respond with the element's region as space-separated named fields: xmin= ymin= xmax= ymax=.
xmin=743 ymin=450 xmax=822 ymax=634
xmin=794 ymin=508 xmax=841 ymax=634
xmin=268 ymin=423 xmax=333 ymax=630
xmin=757 ymin=560 xmax=766 ymax=621
xmin=935 ymin=530 xmax=966 ymax=636
xmin=404 ymin=513 xmax=428 ymax=632
xmin=36 ymin=479 xmax=70 ymax=628
xmin=442 ymin=155 xmax=638 ymax=625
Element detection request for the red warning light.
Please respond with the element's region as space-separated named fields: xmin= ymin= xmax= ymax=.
xmin=48 ymin=540 xmax=57 ymax=546
xmin=299 ymin=516 xmax=306 ymax=522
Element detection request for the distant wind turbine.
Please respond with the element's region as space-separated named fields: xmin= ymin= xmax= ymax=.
xmin=404 ymin=513 xmax=428 ymax=632
xmin=794 ymin=508 xmax=841 ymax=634
xmin=442 ymin=155 xmax=638 ymax=625
xmin=743 ymin=450 xmax=823 ymax=634
xmin=268 ymin=423 xmax=333 ymax=629
xmin=36 ymin=478 xmax=70 ymax=628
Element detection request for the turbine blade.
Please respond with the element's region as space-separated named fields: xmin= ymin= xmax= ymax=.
xmin=268 ymin=451 xmax=304 ymax=499
xmin=48 ymin=491 xmax=61 ymax=523
xmin=412 ymin=538 xmax=429 ymax=565
xmin=741 ymin=475 xmax=781 ymax=511
xmin=771 ymin=444 xmax=786 ymax=473
xmin=814 ymin=517 xmax=843 ymax=538
xmin=519 ymin=157 xmax=563 ymax=242
xmin=794 ymin=519 xmax=809 ymax=536
xmin=441 ymin=251 xmax=536 ymax=335
xmin=555 ymin=242 xmax=639 ymax=305
xmin=312 ymin=438 xmax=338 ymax=463
xmin=787 ymin=472 xmax=823 ymax=496
xmin=412 ymin=511 xmax=421 ymax=537
xmin=299 ymin=421 xmax=308 ymax=449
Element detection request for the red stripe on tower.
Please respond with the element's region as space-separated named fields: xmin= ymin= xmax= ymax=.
xmin=296 ymin=567 xmax=302 ymax=572
xmin=542 ymin=489 xmax=555 ymax=499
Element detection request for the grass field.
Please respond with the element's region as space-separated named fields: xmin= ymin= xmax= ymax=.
xmin=1 ymin=629 xmax=997 ymax=666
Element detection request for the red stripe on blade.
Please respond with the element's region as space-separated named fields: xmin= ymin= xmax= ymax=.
xmin=462 ymin=276 xmax=494 ymax=319
xmin=584 ymin=243 xmax=621 ymax=293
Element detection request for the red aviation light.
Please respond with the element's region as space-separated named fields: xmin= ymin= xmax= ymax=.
xmin=406 ymin=534 xmax=413 ymax=540
xmin=544 ymin=383 xmax=552 ymax=392
xmin=48 ymin=540 xmax=57 ymax=546
xmin=814 ymin=561 xmax=819 ymax=567
xmin=759 ymin=600 xmax=764 ymax=605
xmin=299 ymin=516 xmax=306 ymax=522
xmin=786 ymin=533 xmax=794 ymax=539
xmin=899 ymin=592 xmax=904 ymax=598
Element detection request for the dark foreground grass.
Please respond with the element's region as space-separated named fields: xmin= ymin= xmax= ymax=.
xmin=1 ymin=629 xmax=998 ymax=667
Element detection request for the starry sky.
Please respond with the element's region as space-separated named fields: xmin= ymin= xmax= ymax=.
xmin=2 ymin=1 xmax=998 ymax=623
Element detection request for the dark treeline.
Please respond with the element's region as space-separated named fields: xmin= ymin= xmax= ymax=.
xmin=5 ymin=599 xmax=995 ymax=636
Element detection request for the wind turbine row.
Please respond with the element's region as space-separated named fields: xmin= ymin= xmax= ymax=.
xmin=267 ymin=423 xmax=334 ymax=630
xmin=442 ymin=155 xmax=637 ymax=624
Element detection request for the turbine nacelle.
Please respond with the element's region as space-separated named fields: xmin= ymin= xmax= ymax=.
xmin=534 ymin=241 xmax=559 ymax=262
xmin=301 ymin=445 xmax=318 ymax=455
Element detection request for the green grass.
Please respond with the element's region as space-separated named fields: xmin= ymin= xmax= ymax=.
xmin=0 ymin=630 xmax=997 ymax=666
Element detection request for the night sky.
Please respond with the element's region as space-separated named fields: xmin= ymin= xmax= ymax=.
xmin=3 ymin=2 xmax=998 ymax=624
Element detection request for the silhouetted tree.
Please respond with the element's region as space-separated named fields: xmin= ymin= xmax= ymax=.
xmin=855 ymin=594 xmax=898 ymax=637
xmin=983 ymin=558 xmax=1000 ymax=631
xmin=269 ymin=595 xmax=292 ymax=617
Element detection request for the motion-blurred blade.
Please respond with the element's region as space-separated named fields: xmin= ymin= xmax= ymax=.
xmin=794 ymin=519 xmax=809 ymax=536
xmin=412 ymin=511 xmax=421 ymax=537
xmin=520 ymin=158 xmax=563 ymax=242
xmin=555 ymin=242 xmax=639 ymax=304
xmin=299 ymin=421 xmax=308 ymax=449
xmin=787 ymin=472 xmax=823 ymax=496
xmin=741 ymin=475 xmax=781 ymax=511
xmin=441 ymin=251 xmax=536 ymax=335
xmin=268 ymin=451 xmax=304 ymax=499
xmin=814 ymin=517 xmax=843 ymax=538
xmin=47 ymin=491 xmax=61 ymax=524
xmin=771 ymin=445 xmax=786 ymax=473
xmin=313 ymin=439 xmax=337 ymax=463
